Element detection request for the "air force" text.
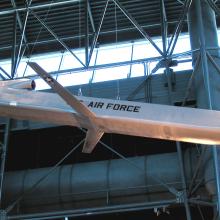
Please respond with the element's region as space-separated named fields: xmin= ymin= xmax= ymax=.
xmin=87 ymin=101 xmax=141 ymax=112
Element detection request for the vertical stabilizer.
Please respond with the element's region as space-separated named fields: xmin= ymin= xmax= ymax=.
xmin=28 ymin=62 xmax=103 ymax=153
xmin=82 ymin=129 xmax=104 ymax=153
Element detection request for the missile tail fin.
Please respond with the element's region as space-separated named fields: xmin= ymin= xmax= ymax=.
xmin=82 ymin=129 xmax=104 ymax=153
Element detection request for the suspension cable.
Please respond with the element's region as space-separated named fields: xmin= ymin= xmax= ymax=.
xmin=6 ymin=138 xmax=84 ymax=213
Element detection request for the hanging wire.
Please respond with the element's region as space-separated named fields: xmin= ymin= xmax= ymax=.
xmin=116 ymin=80 xmax=120 ymax=100
xmin=114 ymin=2 xmax=120 ymax=100
xmin=13 ymin=0 xmax=33 ymax=78
xmin=128 ymin=41 xmax=134 ymax=78
xmin=147 ymin=62 xmax=152 ymax=103
xmin=6 ymin=138 xmax=85 ymax=213
xmin=22 ymin=0 xmax=55 ymax=77
xmin=78 ymin=87 xmax=83 ymax=96
xmin=89 ymin=46 xmax=99 ymax=84
xmin=56 ymin=51 xmax=65 ymax=80
xmin=78 ymin=1 xmax=81 ymax=48
xmin=114 ymin=2 xmax=118 ymax=47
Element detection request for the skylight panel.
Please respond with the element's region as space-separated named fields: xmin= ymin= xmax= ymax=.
xmin=93 ymin=66 xmax=129 ymax=83
xmin=96 ymin=45 xmax=132 ymax=64
xmin=130 ymin=63 xmax=145 ymax=77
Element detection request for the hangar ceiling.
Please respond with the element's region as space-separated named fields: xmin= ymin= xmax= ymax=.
xmin=0 ymin=0 xmax=182 ymax=57
xmin=0 ymin=0 xmax=215 ymax=59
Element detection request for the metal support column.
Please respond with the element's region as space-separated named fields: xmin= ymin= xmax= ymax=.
xmin=195 ymin=2 xmax=220 ymax=217
xmin=164 ymin=61 xmax=192 ymax=220
xmin=0 ymin=120 xmax=11 ymax=205
xmin=0 ymin=210 xmax=6 ymax=220
xmin=162 ymin=2 xmax=192 ymax=216
xmin=11 ymin=12 xmax=17 ymax=77
xmin=177 ymin=142 xmax=192 ymax=220
xmin=188 ymin=0 xmax=220 ymax=219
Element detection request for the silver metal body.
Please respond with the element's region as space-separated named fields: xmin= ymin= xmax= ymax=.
xmin=0 ymin=84 xmax=220 ymax=148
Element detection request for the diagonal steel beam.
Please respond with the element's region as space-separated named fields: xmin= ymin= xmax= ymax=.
xmin=197 ymin=205 xmax=205 ymax=220
xmin=188 ymin=147 xmax=207 ymax=196
xmin=182 ymin=54 xmax=200 ymax=106
xmin=0 ymin=0 xmax=81 ymax=16
xmin=0 ymin=74 xmax=6 ymax=80
xmin=0 ymin=20 xmax=186 ymax=52
xmin=112 ymin=0 xmax=163 ymax=56
xmin=177 ymin=0 xmax=184 ymax=4
xmin=127 ymin=73 xmax=153 ymax=101
xmin=176 ymin=142 xmax=192 ymax=220
xmin=206 ymin=0 xmax=220 ymax=15
xmin=88 ymin=0 xmax=109 ymax=66
xmin=12 ymin=0 xmax=33 ymax=78
xmin=167 ymin=0 xmax=192 ymax=56
xmin=10 ymin=0 xmax=29 ymax=48
xmin=0 ymin=67 xmax=11 ymax=79
xmin=160 ymin=0 xmax=168 ymax=56
xmin=88 ymin=0 xmax=96 ymax=33
xmin=79 ymin=128 xmax=178 ymax=197
xmin=6 ymin=138 xmax=85 ymax=213
xmin=207 ymin=51 xmax=220 ymax=74
xmin=99 ymin=136 xmax=178 ymax=196
xmin=89 ymin=46 xmax=99 ymax=83
xmin=30 ymin=9 xmax=85 ymax=67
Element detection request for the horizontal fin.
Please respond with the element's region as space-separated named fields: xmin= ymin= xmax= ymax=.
xmin=82 ymin=129 xmax=104 ymax=153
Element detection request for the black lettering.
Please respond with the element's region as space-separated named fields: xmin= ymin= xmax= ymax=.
xmin=97 ymin=102 xmax=104 ymax=109
xmin=106 ymin=103 xmax=113 ymax=109
xmin=113 ymin=104 xmax=120 ymax=110
xmin=119 ymin=105 xmax=127 ymax=111
xmin=127 ymin=105 xmax=134 ymax=112
xmin=134 ymin=106 xmax=140 ymax=113
xmin=106 ymin=103 xmax=140 ymax=112
xmin=94 ymin=102 xmax=99 ymax=108
xmin=88 ymin=101 xmax=94 ymax=108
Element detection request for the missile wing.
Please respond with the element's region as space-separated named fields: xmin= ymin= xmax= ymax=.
xmin=0 ymin=62 xmax=220 ymax=152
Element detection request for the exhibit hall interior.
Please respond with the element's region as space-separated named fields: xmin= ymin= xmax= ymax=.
xmin=1 ymin=0 xmax=220 ymax=219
